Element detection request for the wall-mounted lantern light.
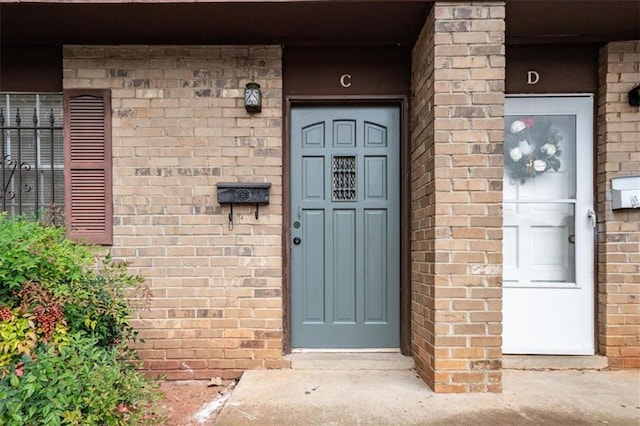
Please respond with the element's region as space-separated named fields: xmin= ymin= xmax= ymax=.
xmin=628 ymin=84 xmax=640 ymax=107
xmin=244 ymin=82 xmax=262 ymax=113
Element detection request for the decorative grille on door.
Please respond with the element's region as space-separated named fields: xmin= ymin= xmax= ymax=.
xmin=332 ymin=155 xmax=356 ymax=201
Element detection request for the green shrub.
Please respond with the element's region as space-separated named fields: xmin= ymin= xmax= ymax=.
xmin=0 ymin=214 xmax=93 ymax=299
xmin=0 ymin=214 xmax=151 ymax=349
xmin=0 ymin=333 xmax=161 ymax=425
xmin=0 ymin=214 xmax=162 ymax=424
xmin=0 ymin=305 xmax=69 ymax=377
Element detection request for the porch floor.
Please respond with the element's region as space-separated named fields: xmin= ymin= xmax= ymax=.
xmin=216 ymin=367 xmax=639 ymax=425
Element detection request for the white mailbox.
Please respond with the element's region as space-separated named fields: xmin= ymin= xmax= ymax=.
xmin=611 ymin=176 xmax=640 ymax=209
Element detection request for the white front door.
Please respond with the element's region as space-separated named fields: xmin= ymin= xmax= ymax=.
xmin=503 ymin=96 xmax=594 ymax=355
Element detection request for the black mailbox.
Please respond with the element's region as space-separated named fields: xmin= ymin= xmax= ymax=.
xmin=216 ymin=182 xmax=271 ymax=225
xmin=216 ymin=182 xmax=271 ymax=205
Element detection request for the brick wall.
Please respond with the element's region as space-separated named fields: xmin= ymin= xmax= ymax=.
xmin=63 ymin=45 xmax=288 ymax=379
xmin=597 ymin=41 xmax=640 ymax=368
xmin=410 ymin=4 xmax=436 ymax=390
xmin=411 ymin=1 xmax=505 ymax=393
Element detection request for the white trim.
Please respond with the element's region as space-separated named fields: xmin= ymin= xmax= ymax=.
xmin=506 ymin=94 xmax=594 ymax=99
xmin=504 ymin=199 xmax=577 ymax=204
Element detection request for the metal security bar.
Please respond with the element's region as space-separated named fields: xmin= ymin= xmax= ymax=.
xmin=0 ymin=95 xmax=64 ymax=222
xmin=332 ymin=155 xmax=357 ymax=201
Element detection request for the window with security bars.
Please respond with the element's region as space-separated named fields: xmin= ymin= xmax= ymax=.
xmin=332 ymin=155 xmax=357 ymax=201
xmin=0 ymin=93 xmax=64 ymax=223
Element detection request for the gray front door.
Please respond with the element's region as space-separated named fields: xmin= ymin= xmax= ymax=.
xmin=291 ymin=105 xmax=400 ymax=348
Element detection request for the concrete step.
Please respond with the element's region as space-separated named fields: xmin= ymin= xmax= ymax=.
xmin=503 ymin=355 xmax=609 ymax=370
xmin=285 ymin=351 xmax=415 ymax=371
xmin=217 ymin=369 xmax=640 ymax=425
xmin=286 ymin=353 xmax=608 ymax=371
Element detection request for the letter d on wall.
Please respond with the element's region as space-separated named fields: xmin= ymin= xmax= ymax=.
xmin=527 ymin=71 xmax=540 ymax=85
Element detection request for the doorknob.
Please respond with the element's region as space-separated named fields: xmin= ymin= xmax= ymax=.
xmin=293 ymin=237 xmax=301 ymax=245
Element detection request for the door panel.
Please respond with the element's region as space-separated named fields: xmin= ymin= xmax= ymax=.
xmin=365 ymin=157 xmax=387 ymax=199
xmin=302 ymin=157 xmax=325 ymax=200
xmin=291 ymin=105 xmax=400 ymax=348
xmin=364 ymin=209 xmax=387 ymax=323
xmin=502 ymin=96 xmax=594 ymax=355
xmin=333 ymin=209 xmax=356 ymax=323
xmin=333 ymin=120 xmax=356 ymax=147
xmin=301 ymin=210 xmax=325 ymax=323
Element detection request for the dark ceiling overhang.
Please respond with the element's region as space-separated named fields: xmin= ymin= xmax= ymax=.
xmin=506 ymin=1 xmax=640 ymax=45
xmin=0 ymin=1 xmax=431 ymax=47
xmin=0 ymin=1 xmax=638 ymax=47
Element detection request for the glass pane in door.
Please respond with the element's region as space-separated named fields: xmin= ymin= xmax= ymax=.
xmin=503 ymin=115 xmax=577 ymax=286
xmin=504 ymin=115 xmax=576 ymax=200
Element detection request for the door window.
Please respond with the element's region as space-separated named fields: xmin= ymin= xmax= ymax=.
xmin=504 ymin=114 xmax=577 ymax=286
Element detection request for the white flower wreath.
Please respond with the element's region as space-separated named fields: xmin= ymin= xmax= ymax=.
xmin=504 ymin=117 xmax=562 ymax=184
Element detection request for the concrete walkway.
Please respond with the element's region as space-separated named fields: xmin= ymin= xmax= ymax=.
xmin=216 ymin=355 xmax=640 ymax=425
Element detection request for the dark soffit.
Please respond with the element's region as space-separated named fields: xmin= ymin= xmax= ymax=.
xmin=506 ymin=1 xmax=640 ymax=45
xmin=0 ymin=1 xmax=638 ymax=47
xmin=0 ymin=2 xmax=431 ymax=47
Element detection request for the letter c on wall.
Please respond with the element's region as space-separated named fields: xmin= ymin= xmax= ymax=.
xmin=340 ymin=74 xmax=352 ymax=88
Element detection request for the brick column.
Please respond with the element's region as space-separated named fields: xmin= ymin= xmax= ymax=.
xmin=597 ymin=41 xmax=640 ymax=369
xmin=411 ymin=1 xmax=505 ymax=393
